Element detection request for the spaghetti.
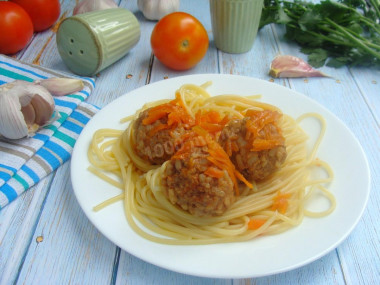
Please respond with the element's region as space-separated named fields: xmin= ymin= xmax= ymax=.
xmin=88 ymin=83 xmax=335 ymax=245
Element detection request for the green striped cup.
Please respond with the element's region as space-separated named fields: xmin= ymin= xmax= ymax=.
xmin=210 ymin=0 xmax=264 ymax=54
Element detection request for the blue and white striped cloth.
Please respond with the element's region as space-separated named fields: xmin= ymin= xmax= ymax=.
xmin=0 ymin=55 xmax=100 ymax=209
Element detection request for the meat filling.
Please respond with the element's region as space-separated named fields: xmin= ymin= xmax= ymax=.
xmin=218 ymin=111 xmax=287 ymax=181
xmin=163 ymin=143 xmax=235 ymax=217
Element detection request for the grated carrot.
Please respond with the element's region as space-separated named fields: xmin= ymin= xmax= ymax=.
xmin=194 ymin=110 xmax=230 ymax=135
xmin=271 ymin=191 xmax=291 ymax=214
xmin=204 ymin=167 xmax=225 ymax=178
xmin=234 ymin=170 xmax=253 ymax=189
xmin=247 ymin=219 xmax=266 ymax=230
xmin=142 ymin=97 xmax=195 ymax=137
xmin=148 ymin=123 xmax=169 ymax=137
xmin=244 ymin=110 xmax=285 ymax=151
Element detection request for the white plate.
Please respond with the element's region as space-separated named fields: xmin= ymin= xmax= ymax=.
xmin=71 ymin=74 xmax=370 ymax=278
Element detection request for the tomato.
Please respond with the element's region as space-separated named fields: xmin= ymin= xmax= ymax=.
xmin=0 ymin=2 xmax=34 ymax=55
xmin=151 ymin=12 xmax=209 ymax=71
xmin=10 ymin=0 xmax=60 ymax=32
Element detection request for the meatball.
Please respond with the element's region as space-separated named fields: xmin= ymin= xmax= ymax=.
xmin=133 ymin=107 xmax=187 ymax=164
xmin=163 ymin=143 xmax=235 ymax=217
xmin=218 ymin=112 xmax=287 ymax=181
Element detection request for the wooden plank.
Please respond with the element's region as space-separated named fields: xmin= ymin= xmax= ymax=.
xmin=14 ymin=163 xmax=117 ymax=284
xmin=0 ymin=176 xmax=53 ymax=285
xmin=115 ymin=252 xmax=231 ymax=285
xmin=234 ymin=251 xmax=345 ymax=285
xmin=348 ymin=67 xmax=380 ymax=125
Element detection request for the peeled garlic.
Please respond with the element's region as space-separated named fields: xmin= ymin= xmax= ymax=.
xmin=36 ymin=77 xmax=84 ymax=96
xmin=138 ymin=0 xmax=180 ymax=20
xmin=73 ymin=0 xmax=118 ymax=15
xmin=0 ymin=81 xmax=56 ymax=139
xmin=269 ymin=55 xmax=329 ymax=78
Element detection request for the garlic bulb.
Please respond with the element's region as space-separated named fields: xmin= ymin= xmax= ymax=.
xmin=73 ymin=0 xmax=118 ymax=15
xmin=138 ymin=0 xmax=180 ymax=20
xmin=0 ymin=81 xmax=56 ymax=139
xmin=0 ymin=78 xmax=83 ymax=139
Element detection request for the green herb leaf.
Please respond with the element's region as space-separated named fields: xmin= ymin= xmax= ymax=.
xmin=260 ymin=0 xmax=380 ymax=68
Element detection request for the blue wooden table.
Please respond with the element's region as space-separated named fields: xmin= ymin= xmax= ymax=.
xmin=1 ymin=1 xmax=379 ymax=284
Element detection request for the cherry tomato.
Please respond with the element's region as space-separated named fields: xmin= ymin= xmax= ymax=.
xmin=151 ymin=12 xmax=209 ymax=71
xmin=0 ymin=2 xmax=34 ymax=55
xmin=10 ymin=0 xmax=60 ymax=32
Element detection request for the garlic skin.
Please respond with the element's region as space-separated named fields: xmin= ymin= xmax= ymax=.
xmin=73 ymin=0 xmax=118 ymax=15
xmin=270 ymin=55 xmax=329 ymax=78
xmin=0 ymin=81 xmax=56 ymax=140
xmin=36 ymin=78 xmax=84 ymax=96
xmin=138 ymin=0 xmax=180 ymax=20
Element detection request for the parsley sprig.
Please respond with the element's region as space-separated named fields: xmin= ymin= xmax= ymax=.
xmin=260 ymin=0 xmax=380 ymax=68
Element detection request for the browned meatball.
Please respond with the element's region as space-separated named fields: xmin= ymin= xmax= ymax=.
xmin=163 ymin=142 xmax=235 ymax=217
xmin=133 ymin=108 xmax=188 ymax=164
xmin=218 ymin=111 xmax=287 ymax=181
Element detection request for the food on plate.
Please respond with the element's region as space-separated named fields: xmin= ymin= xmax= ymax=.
xmin=132 ymin=97 xmax=194 ymax=164
xmin=218 ymin=111 xmax=287 ymax=181
xmin=163 ymin=132 xmax=236 ymax=216
xmin=88 ymin=82 xmax=335 ymax=245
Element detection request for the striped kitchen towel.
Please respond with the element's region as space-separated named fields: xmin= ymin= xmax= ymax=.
xmin=0 ymin=55 xmax=100 ymax=209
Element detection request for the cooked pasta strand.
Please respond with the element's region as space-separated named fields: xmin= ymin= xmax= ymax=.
xmin=86 ymin=83 xmax=335 ymax=245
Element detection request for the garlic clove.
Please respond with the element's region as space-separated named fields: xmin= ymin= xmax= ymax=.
xmin=36 ymin=77 xmax=84 ymax=96
xmin=21 ymin=104 xmax=36 ymax=126
xmin=0 ymin=89 xmax=29 ymax=140
xmin=73 ymin=0 xmax=118 ymax=15
xmin=0 ymin=81 xmax=56 ymax=140
xmin=269 ymin=55 xmax=329 ymax=78
xmin=31 ymin=94 xmax=55 ymax=125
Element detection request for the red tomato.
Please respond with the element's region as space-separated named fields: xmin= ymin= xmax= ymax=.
xmin=10 ymin=0 xmax=60 ymax=32
xmin=151 ymin=12 xmax=209 ymax=70
xmin=0 ymin=2 xmax=34 ymax=55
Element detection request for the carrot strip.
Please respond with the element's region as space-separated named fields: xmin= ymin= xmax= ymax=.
xmin=247 ymin=219 xmax=266 ymax=230
xmin=142 ymin=109 xmax=170 ymax=125
xmin=148 ymin=123 xmax=169 ymax=137
xmin=234 ymin=170 xmax=253 ymax=189
xmin=199 ymin=122 xmax=223 ymax=133
xmin=271 ymin=192 xmax=291 ymax=214
xmin=204 ymin=110 xmax=221 ymax=123
xmin=251 ymin=138 xmax=283 ymax=151
xmin=219 ymin=114 xmax=230 ymax=126
xmin=204 ymin=167 xmax=225 ymax=178
xmin=175 ymin=91 xmax=188 ymax=111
